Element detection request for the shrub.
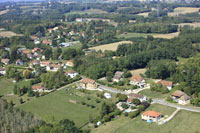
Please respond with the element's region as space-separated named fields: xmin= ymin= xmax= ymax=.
xmin=124 ymin=112 xmax=128 ymax=117
xmin=129 ymin=110 xmax=140 ymax=118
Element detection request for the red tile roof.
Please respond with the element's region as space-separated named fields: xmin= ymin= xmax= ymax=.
xmin=130 ymin=75 xmax=143 ymax=82
xmin=32 ymin=85 xmax=43 ymax=90
xmin=22 ymin=50 xmax=31 ymax=54
xmin=128 ymin=93 xmax=144 ymax=99
xmin=81 ymin=78 xmax=95 ymax=84
xmin=171 ymin=90 xmax=185 ymax=97
xmin=158 ymin=80 xmax=173 ymax=87
xmin=142 ymin=111 xmax=162 ymax=117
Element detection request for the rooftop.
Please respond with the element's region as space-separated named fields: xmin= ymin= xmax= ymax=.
xmin=142 ymin=111 xmax=162 ymax=117
xmin=81 ymin=78 xmax=95 ymax=84
xmin=130 ymin=75 xmax=143 ymax=82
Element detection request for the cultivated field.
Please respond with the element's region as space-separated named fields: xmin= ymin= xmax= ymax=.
xmin=168 ymin=7 xmax=200 ymax=16
xmin=92 ymin=104 xmax=183 ymax=133
xmin=89 ymin=41 xmax=133 ymax=52
xmin=19 ymin=88 xmax=105 ymax=127
xmin=117 ymin=32 xmax=179 ymax=39
xmin=152 ymin=32 xmax=179 ymax=39
xmin=136 ymin=12 xmax=150 ymax=17
xmin=0 ymin=9 xmax=9 ymax=15
xmin=130 ymin=68 xmax=146 ymax=76
xmin=0 ymin=30 xmax=23 ymax=38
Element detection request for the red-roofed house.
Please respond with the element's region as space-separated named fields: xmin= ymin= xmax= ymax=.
xmin=32 ymin=85 xmax=44 ymax=92
xmin=65 ymin=70 xmax=78 ymax=78
xmin=130 ymin=75 xmax=145 ymax=88
xmin=40 ymin=61 xmax=52 ymax=67
xmin=42 ymin=40 xmax=52 ymax=45
xmin=22 ymin=49 xmax=32 ymax=55
xmin=141 ymin=111 xmax=162 ymax=122
xmin=158 ymin=80 xmax=173 ymax=90
xmin=127 ymin=93 xmax=147 ymax=102
xmin=80 ymin=78 xmax=97 ymax=89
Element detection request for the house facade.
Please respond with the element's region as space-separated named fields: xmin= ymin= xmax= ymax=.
xmin=141 ymin=111 xmax=162 ymax=122
xmin=65 ymin=70 xmax=78 ymax=78
xmin=130 ymin=75 xmax=146 ymax=88
xmin=113 ymin=71 xmax=124 ymax=82
xmin=80 ymin=78 xmax=97 ymax=89
xmin=158 ymin=80 xmax=173 ymax=91
xmin=0 ymin=67 xmax=6 ymax=75
xmin=171 ymin=90 xmax=191 ymax=105
xmin=127 ymin=93 xmax=147 ymax=103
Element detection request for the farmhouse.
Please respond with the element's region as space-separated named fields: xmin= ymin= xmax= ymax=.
xmin=141 ymin=111 xmax=162 ymax=122
xmin=158 ymin=80 xmax=173 ymax=90
xmin=171 ymin=90 xmax=191 ymax=105
xmin=32 ymin=85 xmax=44 ymax=92
xmin=127 ymin=93 xmax=147 ymax=102
xmin=0 ymin=67 xmax=6 ymax=75
xmin=65 ymin=70 xmax=78 ymax=78
xmin=80 ymin=78 xmax=97 ymax=89
xmin=113 ymin=71 xmax=124 ymax=82
xmin=130 ymin=75 xmax=145 ymax=88
xmin=1 ymin=58 xmax=10 ymax=65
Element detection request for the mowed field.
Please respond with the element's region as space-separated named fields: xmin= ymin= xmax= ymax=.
xmin=89 ymin=41 xmax=133 ymax=52
xmin=117 ymin=32 xmax=179 ymax=39
xmin=0 ymin=79 xmax=14 ymax=96
xmin=92 ymin=104 xmax=200 ymax=133
xmin=168 ymin=7 xmax=200 ymax=16
xmin=18 ymin=88 xmax=104 ymax=127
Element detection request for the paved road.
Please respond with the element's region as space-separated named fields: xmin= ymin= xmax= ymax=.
xmin=97 ymin=83 xmax=127 ymax=94
xmin=152 ymin=98 xmax=200 ymax=113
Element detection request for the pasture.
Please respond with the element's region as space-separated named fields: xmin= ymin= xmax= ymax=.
xmin=0 ymin=30 xmax=23 ymax=38
xmin=130 ymin=68 xmax=146 ymax=76
xmin=89 ymin=41 xmax=133 ymax=52
xmin=168 ymin=7 xmax=200 ymax=16
xmin=0 ymin=79 xmax=14 ymax=96
xmin=18 ymin=87 xmax=106 ymax=127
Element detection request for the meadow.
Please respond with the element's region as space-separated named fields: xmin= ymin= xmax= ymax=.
xmin=92 ymin=104 xmax=200 ymax=133
xmin=0 ymin=29 xmax=23 ymax=38
xmin=89 ymin=41 xmax=133 ymax=52
xmin=168 ymin=7 xmax=200 ymax=16
xmin=0 ymin=78 xmax=14 ymax=96
xmin=18 ymin=87 xmax=108 ymax=127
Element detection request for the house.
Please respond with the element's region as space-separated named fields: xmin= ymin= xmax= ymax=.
xmin=158 ymin=80 xmax=173 ymax=91
xmin=32 ymin=85 xmax=44 ymax=92
xmin=76 ymin=18 xmax=83 ymax=22
xmin=59 ymin=42 xmax=71 ymax=47
xmin=46 ymin=64 xmax=61 ymax=71
xmin=141 ymin=111 xmax=162 ymax=122
xmin=0 ymin=67 xmax=6 ymax=75
xmin=171 ymin=90 xmax=191 ymax=105
xmin=66 ymin=60 xmax=74 ymax=67
xmin=27 ymin=53 xmax=34 ymax=59
xmin=1 ymin=59 xmax=10 ymax=65
xmin=80 ymin=78 xmax=97 ymax=89
xmin=42 ymin=40 xmax=52 ymax=45
xmin=22 ymin=49 xmax=32 ymax=55
xmin=40 ymin=61 xmax=52 ymax=67
xmin=130 ymin=75 xmax=146 ymax=88
xmin=127 ymin=93 xmax=147 ymax=103
xmin=32 ymin=48 xmax=43 ymax=53
xmin=16 ymin=59 xmax=24 ymax=66
xmin=113 ymin=71 xmax=124 ymax=82
xmin=30 ymin=60 xmax=40 ymax=67
xmin=104 ymin=93 xmax=112 ymax=99
xmin=65 ymin=70 xmax=78 ymax=78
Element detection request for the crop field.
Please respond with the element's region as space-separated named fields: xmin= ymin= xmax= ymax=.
xmin=0 ymin=9 xmax=9 ymax=15
xmin=89 ymin=41 xmax=133 ymax=52
xmin=168 ymin=7 xmax=200 ymax=16
xmin=152 ymin=32 xmax=179 ymax=39
xmin=18 ymin=88 xmax=107 ymax=127
xmin=0 ymin=30 xmax=23 ymax=38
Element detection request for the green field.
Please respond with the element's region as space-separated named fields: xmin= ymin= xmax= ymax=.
xmin=18 ymin=88 xmax=107 ymax=127
xmin=92 ymin=104 xmax=200 ymax=133
xmin=139 ymin=89 xmax=169 ymax=99
xmin=0 ymin=79 xmax=14 ymax=96
xmin=117 ymin=33 xmax=156 ymax=38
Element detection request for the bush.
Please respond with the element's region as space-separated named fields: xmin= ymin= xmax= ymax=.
xmin=121 ymin=103 xmax=129 ymax=109
xmin=87 ymin=97 xmax=91 ymax=100
xmin=124 ymin=112 xmax=128 ymax=117
xmin=129 ymin=110 xmax=140 ymax=118
xmin=95 ymin=99 xmax=101 ymax=103
xmin=81 ymin=101 xmax=86 ymax=105
xmin=138 ymin=105 xmax=145 ymax=111
xmin=114 ymin=109 xmax=121 ymax=116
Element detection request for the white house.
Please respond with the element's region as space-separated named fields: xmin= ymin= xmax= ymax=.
xmin=104 ymin=93 xmax=112 ymax=99
xmin=130 ymin=75 xmax=146 ymax=88
xmin=65 ymin=70 xmax=78 ymax=78
xmin=141 ymin=111 xmax=162 ymax=122
xmin=46 ymin=64 xmax=61 ymax=72
xmin=0 ymin=67 xmax=6 ymax=75
xmin=158 ymin=80 xmax=173 ymax=91
xmin=127 ymin=93 xmax=147 ymax=103
xmin=59 ymin=42 xmax=71 ymax=47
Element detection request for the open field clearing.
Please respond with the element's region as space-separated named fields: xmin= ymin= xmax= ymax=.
xmin=130 ymin=68 xmax=146 ymax=76
xmin=0 ymin=30 xmax=23 ymax=38
xmin=117 ymin=32 xmax=155 ymax=38
xmin=136 ymin=12 xmax=150 ymax=17
xmin=92 ymin=104 xmax=193 ymax=133
xmin=168 ymin=7 xmax=200 ymax=16
xmin=18 ymin=88 xmax=105 ymax=127
xmin=139 ymin=89 xmax=170 ymax=99
xmin=178 ymin=22 xmax=200 ymax=28
xmin=0 ymin=79 xmax=14 ymax=96
xmin=66 ymin=9 xmax=108 ymax=15
xmin=89 ymin=41 xmax=133 ymax=52
xmin=152 ymin=32 xmax=179 ymax=39
xmin=0 ymin=9 xmax=9 ymax=15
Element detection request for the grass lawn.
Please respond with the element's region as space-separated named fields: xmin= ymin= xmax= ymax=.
xmin=18 ymin=88 xmax=107 ymax=127
xmin=0 ymin=78 xmax=14 ymax=96
xmin=139 ymin=89 xmax=169 ymax=99
xmin=92 ymin=104 xmax=200 ymax=133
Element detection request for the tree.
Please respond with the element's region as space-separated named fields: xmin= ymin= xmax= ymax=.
xmin=118 ymin=94 xmax=127 ymax=102
xmin=132 ymin=99 xmax=141 ymax=105
xmin=129 ymin=110 xmax=140 ymax=118
xmin=19 ymin=98 xmax=23 ymax=104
